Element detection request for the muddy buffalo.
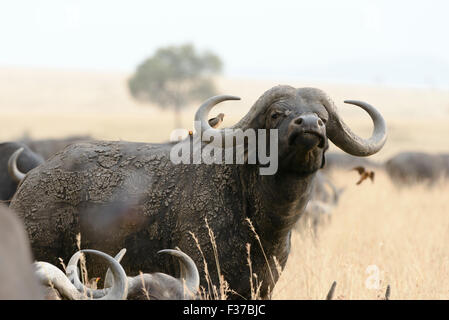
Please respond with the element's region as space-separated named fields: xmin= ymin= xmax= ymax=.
xmin=10 ymin=86 xmax=387 ymax=299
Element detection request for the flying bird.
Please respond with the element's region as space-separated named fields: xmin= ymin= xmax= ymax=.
xmin=208 ymin=113 xmax=225 ymax=128
xmin=352 ymin=166 xmax=375 ymax=185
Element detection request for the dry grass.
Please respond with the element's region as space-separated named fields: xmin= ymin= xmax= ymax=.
xmin=1 ymin=67 xmax=449 ymax=299
xmin=191 ymin=170 xmax=449 ymax=300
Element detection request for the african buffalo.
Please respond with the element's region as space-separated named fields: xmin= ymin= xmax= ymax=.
xmin=385 ymin=151 xmax=447 ymax=186
xmin=10 ymin=85 xmax=387 ymax=299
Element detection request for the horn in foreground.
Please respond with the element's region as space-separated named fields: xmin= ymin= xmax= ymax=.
xmin=64 ymin=249 xmax=128 ymax=299
xmin=158 ymin=249 xmax=200 ymax=298
xmin=104 ymin=248 xmax=127 ymax=289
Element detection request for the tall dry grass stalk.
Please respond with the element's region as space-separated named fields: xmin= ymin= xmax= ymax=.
xmin=139 ymin=271 xmax=151 ymax=300
xmin=205 ymin=218 xmax=228 ymax=300
xmin=246 ymin=243 xmax=263 ymax=299
xmin=189 ymin=230 xmax=222 ymax=300
xmin=75 ymin=233 xmax=93 ymax=299
xmin=188 ymin=217 xmax=283 ymax=300
xmin=245 ymin=217 xmax=278 ymax=298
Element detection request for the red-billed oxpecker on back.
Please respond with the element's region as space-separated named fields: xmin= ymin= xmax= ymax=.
xmin=208 ymin=113 xmax=225 ymax=128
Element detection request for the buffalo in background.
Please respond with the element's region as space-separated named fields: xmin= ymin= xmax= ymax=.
xmin=322 ymin=150 xmax=449 ymax=188
xmin=295 ymin=171 xmax=344 ymax=235
xmin=0 ymin=142 xmax=44 ymax=201
xmin=0 ymin=135 xmax=92 ymax=201
xmin=385 ymin=151 xmax=449 ymax=187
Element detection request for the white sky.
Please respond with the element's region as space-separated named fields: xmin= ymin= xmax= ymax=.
xmin=1 ymin=0 xmax=449 ymax=86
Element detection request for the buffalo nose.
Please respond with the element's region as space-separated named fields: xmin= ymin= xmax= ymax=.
xmin=293 ymin=114 xmax=324 ymax=129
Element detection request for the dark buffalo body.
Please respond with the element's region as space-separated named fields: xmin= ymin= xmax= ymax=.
xmin=11 ymin=140 xmax=309 ymax=299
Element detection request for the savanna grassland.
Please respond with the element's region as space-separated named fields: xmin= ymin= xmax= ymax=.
xmin=274 ymin=170 xmax=449 ymax=299
xmin=1 ymin=67 xmax=449 ymax=299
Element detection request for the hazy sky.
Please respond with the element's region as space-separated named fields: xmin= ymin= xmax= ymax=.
xmin=1 ymin=0 xmax=449 ymax=86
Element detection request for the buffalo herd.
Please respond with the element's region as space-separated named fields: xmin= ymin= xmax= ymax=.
xmin=0 ymin=85 xmax=446 ymax=300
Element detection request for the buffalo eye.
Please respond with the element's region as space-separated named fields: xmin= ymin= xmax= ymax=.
xmin=271 ymin=113 xmax=279 ymax=120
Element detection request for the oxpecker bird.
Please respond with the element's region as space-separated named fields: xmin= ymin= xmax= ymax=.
xmin=208 ymin=113 xmax=225 ymax=128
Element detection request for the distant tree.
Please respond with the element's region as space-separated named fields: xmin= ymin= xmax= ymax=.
xmin=128 ymin=43 xmax=223 ymax=128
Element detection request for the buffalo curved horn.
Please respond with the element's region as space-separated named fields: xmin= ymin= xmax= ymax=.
xmin=330 ymin=99 xmax=386 ymax=156
xmin=102 ymin=248 xmax=200 ymax=299
xmin=194 ymin=86 xmax=298 ymax=147
xmin=65 ymin=249 xmax=128 ymax=299
xmin=158 ymin=249 xmax=200 ymax=298
xmin=8 ymin=147 xmax=26 ymax=183
xmin=104 ymin=248 xmax=127 ymax=288
xmin=301 ymin=87 xmax=387 ymax=156
xmin=384 ymin=284 xmax=391 ymax=300
xmin=70 ymin=249 xmax=129 ymax=297
xmin=325 ymin=281 xmax=337 ymax=300
xmin=194 ymin=95 xmax=241 ymax=146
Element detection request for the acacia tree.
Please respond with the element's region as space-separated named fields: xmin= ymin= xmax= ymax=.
xmin=128 ymin=44 xmax=223 ymax=128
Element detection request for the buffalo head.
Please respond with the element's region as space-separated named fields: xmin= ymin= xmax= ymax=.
xmin=195 ymin=85 xmax=387 ymax=175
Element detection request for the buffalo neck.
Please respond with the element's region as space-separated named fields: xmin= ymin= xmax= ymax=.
xmin=240 ymin=165 xmax=316 ymax=244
